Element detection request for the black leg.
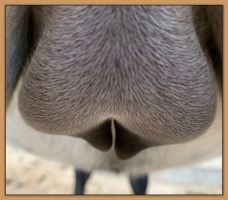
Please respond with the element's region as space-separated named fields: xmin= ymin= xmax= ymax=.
xmin=74 ymin=169 xmax=91 ymax=195
xmin=129 ymin=174 xmax=148 ymax=195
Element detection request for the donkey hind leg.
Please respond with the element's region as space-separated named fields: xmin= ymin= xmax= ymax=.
xmin=129 ymin=174 xmax=148 ymax=195
xmin=74 ymin=169 xmax=90 ymax=195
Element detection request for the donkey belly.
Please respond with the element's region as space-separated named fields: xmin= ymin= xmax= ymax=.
xmin=7 ymin=80 xmax=222 ymax=174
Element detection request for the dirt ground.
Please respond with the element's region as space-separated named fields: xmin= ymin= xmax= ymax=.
xmin=6 ymin=144 xmax=222 ymax=195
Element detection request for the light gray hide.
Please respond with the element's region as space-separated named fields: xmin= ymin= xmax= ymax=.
xmin=6 ymin=6 xmax=222 ymax=168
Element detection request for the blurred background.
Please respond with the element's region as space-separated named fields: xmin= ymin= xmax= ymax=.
xmin=6 ymin=144 xmax=222 ymax=195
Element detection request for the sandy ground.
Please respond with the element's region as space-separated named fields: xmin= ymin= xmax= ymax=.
xmin=6 ymin=144 xmax=222 ymax=195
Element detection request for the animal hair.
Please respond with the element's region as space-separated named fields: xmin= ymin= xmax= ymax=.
xmin=6 ymin=6 xmax=221 ymax=159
